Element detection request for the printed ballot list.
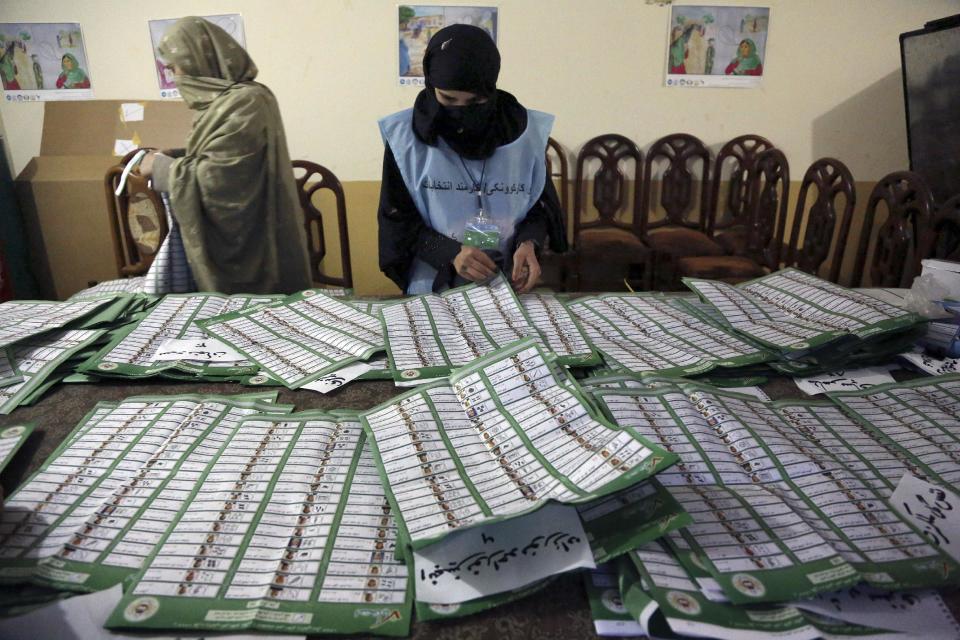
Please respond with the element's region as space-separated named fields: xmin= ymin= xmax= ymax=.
xmin=83 ymin=294 xmax=277 ymax=379
xmin=593 ymin=374 xmax=960 ymax=605
xmin=361 ymin=338 xmax=680 ymax=550
xmin=0 ymin=393 xmax=415 ymax=636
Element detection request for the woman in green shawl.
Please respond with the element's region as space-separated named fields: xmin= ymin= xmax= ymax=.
xmin=724 ymin=38 xmax=763 ymax=76
xmin=55 ymin=53 xmax=90 ymax=88
xmin=141 ymin=17 xmax=312 ymax=295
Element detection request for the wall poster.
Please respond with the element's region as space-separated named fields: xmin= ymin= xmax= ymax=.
xmin=148 ymin=14 xmax=246 ymax=99
xmin=665 ymin=5 xmax=770 ymax=88
xmin=398 ymin=5 xmax=498 ymax=86
xmin=0 ymin=23 xmax=93 ymax=102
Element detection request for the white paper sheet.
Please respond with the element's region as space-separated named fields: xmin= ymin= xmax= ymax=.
xmin=0 ymin=584 xmax=304 ymax=640
xmin=413 ymin=503 xmax=595 ymax=604
xmin=154 ymin=337 xmax=245 ymax=362
xmin=119 ymin=102 xmax=144 ymax=122
xmin=301 ymin=361 xmax=374 ymax=393
xmin=891 ymin=473 xmax=960 ymax=564
xmin=793 ymin=366 xmax=896 ymax=395
xmin=791 ymin=584 xmax=960 ymax=637
xmin=901 ymin=351 xmax=960 ymax=376
xmin=112 ymin=139 xmax=136 ymax=156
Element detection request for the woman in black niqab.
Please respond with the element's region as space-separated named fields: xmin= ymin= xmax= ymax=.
xmin=378 ymin=23 xmax=567 ymax=294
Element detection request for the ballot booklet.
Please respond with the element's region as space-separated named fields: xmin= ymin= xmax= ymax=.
xmin=81 ymin=293 xmax=279 ymax=380
xmin=592 ymin=375 xmax=960 ymax=605
xmin=0 ymin=423 xmax=34 ymax=474
xmin=567 ymin=294 xmax=770 ymax=376
xmin=381 ymin=275 xmax=598 ymax=383
xmin=106 ymin=420 xmax=413 ymax=637
xmin=0 ymin=296 xmax=133 ymax=349
xmin=684 ymin=268 xmax=921 ymax=354
xmin=200 ymin=289 xmax=384 ymax=389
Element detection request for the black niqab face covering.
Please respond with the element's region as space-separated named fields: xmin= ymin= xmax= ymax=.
xmin=412 ymin=23 xmax=526 ymax=160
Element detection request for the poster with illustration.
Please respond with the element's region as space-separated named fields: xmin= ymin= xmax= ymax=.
xmin=398 ymin=5 xmax=497 ymax=86
xmin=0 ymin=23 xmax=93 ymax=102
xmin=665 ymin=5 xmax=770 ymax=88
xmin=148 ymin=14 xmax=246 ymax=99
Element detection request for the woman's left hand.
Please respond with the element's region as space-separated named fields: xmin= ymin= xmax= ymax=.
xmin=511 ymin=240 xmax=540 ymax=293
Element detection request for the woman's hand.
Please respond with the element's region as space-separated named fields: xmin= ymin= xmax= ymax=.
xmin=139 ymin=151 xmax=157 ymax=177
xmin=454 ymin=246 xmax=497 ymax=282
xmin=511 ymin=240 xmax=540 ymax=293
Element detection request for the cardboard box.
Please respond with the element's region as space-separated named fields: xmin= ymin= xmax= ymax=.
xmin=15 ymin=100 xmax=193 ymax=299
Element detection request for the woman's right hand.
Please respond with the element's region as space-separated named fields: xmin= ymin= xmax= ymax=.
xmin=453 ymin=246 xmax=497 ymax=282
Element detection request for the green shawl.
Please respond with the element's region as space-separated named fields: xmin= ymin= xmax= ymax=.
xmin=729 ymin=38 xmax=761 ymax=74
xmin=60 ymin=53 xmax=88 ymax=87
xmin=157 ymin=17 xmax=312 ymax=294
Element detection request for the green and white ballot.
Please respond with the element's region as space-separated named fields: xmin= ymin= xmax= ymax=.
xmin=199 ymin=289 xmax=384 ymax=389
xmin=592 ymin=375 xmax=960 ymax=604
xmin=381 ymin=275 xmax=598 ymax=383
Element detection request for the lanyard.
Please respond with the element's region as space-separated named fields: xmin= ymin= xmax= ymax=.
xmin=457 ymin=155 xmax=487 ymax=217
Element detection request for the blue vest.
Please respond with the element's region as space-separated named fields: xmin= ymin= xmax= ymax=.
xmin=379 ymin=108 xmax=553 ymax=294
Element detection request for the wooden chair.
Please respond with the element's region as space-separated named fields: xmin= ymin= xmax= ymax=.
xmin=539 ymin=137 xmax=572 ymax=290
xmin=641 ymin=133 xmax=722 ymax=288
xmin=677 ymin=148 xmax=790 ymax=282
xmin=782 ymin=158 xmax=856 ymax=283
xmin=104 ymin=153 xmax=168 ymax=277
xmin=569 ymin=134 xmax=649 ymax=291
xmin=919 ymin=193 xmax=960 ymax=262
xmin=851 ymin=171 xmax=934 ymax=288
xmin=707 ymin=134 xmax=775 ymax=256
xmin=292 ymin=160 xmax=353 ymax=290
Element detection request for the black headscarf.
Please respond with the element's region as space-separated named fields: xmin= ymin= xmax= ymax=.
xmin=412 ymin=24 xmax=526 ymax=160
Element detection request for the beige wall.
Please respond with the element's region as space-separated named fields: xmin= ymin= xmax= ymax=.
xmin=2 ymin=0 xmax=957 ymax=294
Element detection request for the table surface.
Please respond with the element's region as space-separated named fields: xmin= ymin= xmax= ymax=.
xmin=1 ymin=372 xmax=957 ymax=639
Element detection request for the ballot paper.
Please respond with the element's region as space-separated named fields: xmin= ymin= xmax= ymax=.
xmin=199 ymin=289 xmax=383 ymax=388
xmin=0 ymin=583 xmax=305 ymax=640
xmin=361 ymin=338 xmax=679 ymax=551
xmin=627 ymin=542 xmax=921 ymax=640
xmin=0 ymin=393 xmax=288 ymax=592
xmin=518 ymin=292 xmax=600 ymax=365
xmin=567 ymin=293 xmax=770 ymax=376
xmin=583 ymin=563 xmax=646 ymax=637
xmin=81 ymin=293 xmax=278 ymax=379
xmin=106 ymin=424 xmax=413 ymax=637
xmin=380 ymin=274 xmax=538 ymax=382
xmin=0 ymin=423 xmax=33 ymax=473
xmin=0 ymin=298 xmax=119 ymax=349
xmin=684 ymin=268 xmax=920 ymax=352
xmin=0 ymin=330 xmax=106 ymax=414
xmin=0 ymin=348 xmax=23 ymax=388
xmin=792 ymin=366 xmax=897 ymax=395
xmin=68 ymin=277 xmax=147 ymax=301
xmin=592 ymin=376 xmax=960 ymax=604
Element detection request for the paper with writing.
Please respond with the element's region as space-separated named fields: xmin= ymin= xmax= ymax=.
xmin=890 ymin=472 xmax=960 ymax=563
xmin=792 ymin=366 xmax=896 ymax=395
xmin=901 ymin=351 xmax=960 ymax=376
xmin=153 ymin=338 xmax=245 ymax=363
xmin=413 ymin=503 xmax=594 ymax=603
xmin=301 ymin=361 xmax=375 ymax=393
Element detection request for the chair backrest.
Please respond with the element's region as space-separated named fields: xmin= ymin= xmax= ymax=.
xmin=545 ymin=136 xmax=570 ymax=242
xmin=852 ymin=171 xmax=934 ymax=287
xmin=745 ymin=148 xmax=790 ymax=270
xmin=104 ymin=160 xmax=168 ymax=277
xmin=707 ymin=134 xmax=774 ymax=236
xmin=292 ymin=160 xmax=353 ymax=289
xmin=785 ymin=158 xmax=856 ymax=283
xmin=573 ymin=134 xmax=644 ymax=243
xmin=919 ymin=193 xmax=960 ymax=262
xmin=642 ymin=133 xmax=711 ymax=234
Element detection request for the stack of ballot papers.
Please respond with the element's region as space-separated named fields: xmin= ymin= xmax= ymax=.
xmin=0 ymin=295 xmax=145 ymax=413
xmin=683 ymin=268 xmax=927 ymax=376
xmin=579 ymin=373 xmax=960 ymax=638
